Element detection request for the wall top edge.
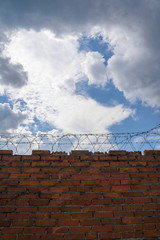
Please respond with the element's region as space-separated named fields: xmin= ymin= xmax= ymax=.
xmin=0 ymin=149 xmax=160 ymax=156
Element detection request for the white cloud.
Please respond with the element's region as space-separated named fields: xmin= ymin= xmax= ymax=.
xmin=2 ymin=29 xmax=133 ymax=133
xmin=82 ymin=52 xmax=108 ymax=86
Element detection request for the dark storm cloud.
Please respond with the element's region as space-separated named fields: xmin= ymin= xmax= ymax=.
xmin=0 ymin=103 xmax=26 ymax=132
xmin=0 ymin=57 xmax=28 ymax=88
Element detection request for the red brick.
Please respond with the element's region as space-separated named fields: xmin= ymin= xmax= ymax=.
xmin=23 ymin=167 xmax=40 ymax=173
xmin=51 ymin=213 xmax=71 ymax=219
xmin=50 ymin=186 xmax=69 ymax=192
xmin=92 ymin=186 xmax=110 ymax=192
xmin=16 ymin=206 xmax=37 ymax=212
xmin=61 ymin=192 xmax=80 ymax=199
xmin=94 ymin=212 xmax=113 ymax=218
xmin=91 ymin=162 xmax=109 ymax=167
xmin=20 ymin=180 xmax=39 ymax=186
xmin=0 ymin=150 xmax=13 ymax=155
xmin=41 ymin=235 xmax=63 ymax=240
xmin=36 ymin=220 xmax=56 ymax=226
xmin=52 ymin=162 xmax=70 ymax=167
xmin=1 ymin=167 xmax=20 ymax=173
xmin=22 ymin=155 xmax=40 ymax=161
xmin=112 ymin=185 xmax=130 ymax=191
xmin=39 ymin=180 xmax=57 ymax=186
xmin=23 ymin=227 xmax=45 ymax=234
xmin=103 ymin=192 xmax=122 ymax=198
xmin=49 ymin=226 xmax=68 ymax=233
xmin=114 ymin=224 xmax=134 ymax=231
xmin=121 ymin=179 xmax=139 ymax=185
xmin=29 ymin=199 xmax=49 ymax=205
xmin=143 ymin=230 xmax=160 ymax=237
xmin=0 ymin=236 xmax=17 ymax=240
xmin=72 ymin=212 xmax=92 ymax=219
xmin=0 ymin=220 xmax=11 ymax=227
xmin=64 ymin=233 xmax=85 ymax=239
xmin=0 ymin=206 xmax=15 ymax=212
xmin=92 ymin=225 xmax=112 ymax=232
xmin=58 ymin=220 xmax=79 ymax=226
xmin=71 ymin=162 xmax=90 ymax=167
xmin=12 ymin=220 xmax=34 ymax=226
xmin=2 ymin=227 xmax=23 ymax=234
xmin=69 ymin=226 xmax=90 ymax=233
xmin=17 ymin=236 xmax=41 ymax=240
xmin=100 ymin=155 xmax=117 ymax=161
xmin=60 ymin=167 xmax=80 ymax=173
xmin=81 ymin=180 xmax=100 ymax=185
xmin=120 ymin=167 xmax=138 ymax=173
xmin=130 ymin=161 xmax=147 ymax=166
xmin=122 ymin=217 xmax=142 ymax=224
xmin=80 ymin=219 xmax=100 ymax=226
xmin=0 ymin=173 xmax=9 ymax=178
xmin=32 ymin=162 xmax=50 ymax=167
xmin=100 ymin=232 xmax=121 ymax=239
xmin=86 ymin=233 xmax=98 ymax=239
xmin=110 ymin=161 xmax=128 ymax=167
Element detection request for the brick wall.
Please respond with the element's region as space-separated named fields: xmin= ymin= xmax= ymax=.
xmin=0 ymin=149 xmax=160 ymax=240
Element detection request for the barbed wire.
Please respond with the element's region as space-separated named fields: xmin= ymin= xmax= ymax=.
xmin=0 ymin=124 xmax=160 ymax=155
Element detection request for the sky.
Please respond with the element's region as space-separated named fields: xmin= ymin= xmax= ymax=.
xmin=0 ymin=0 xmax=160 ymax=136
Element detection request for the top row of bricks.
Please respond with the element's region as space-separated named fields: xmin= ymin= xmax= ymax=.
xmin=0 ymin=150 xmax=160 ymax=156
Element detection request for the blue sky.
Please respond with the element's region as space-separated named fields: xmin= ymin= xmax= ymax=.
xmin=0 ymin=0 xmax=159 ymax=136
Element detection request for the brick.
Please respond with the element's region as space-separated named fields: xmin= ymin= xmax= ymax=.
xmin=51 ymin=213 xmax=71 ymax=219
xmin=50 ymin=186 xmax=69 ymax=192
xmin=32 ymin=150 xmax=50 ymax=155
xmin=31 ymin=173 xmax=50 ymax=179
xmin=23 ymin=227 xmax=45 ymax=234
xmin=122 ymin=217 xmax=142 ymax=224
xmin=49 ymin=226 xmax=68 ymax=233
xmin=23 ymin=167 xmax=40 ymax=173
xmin=29 ymin=199 xmax=49 ymax=205
xmin=91 ymin=162 xmax=109 ymax=167
xmin=92 ymin=186 xmax=110 ymax=192
xmin=69 ymin=226 xmax=90 ymax=233
xmin=12 ymin=220 xmax=34 ymax=226
xmin=94 ymin=212 xmax=113 ymax=218
xmin=60 ymin=167 xmax=80 ymax=173
xmin=100 ymin=232 xmax=121 ymax=239
xmin=0 ymin=220 xmax=11 ymax=227
xmin=16 ymin=206 xmax=37 ymax=212
xmin=52 ymin=162 xmax=70 ymax=167
xmin=130 ymin=161 xmax=147 ymax=166
xmin=64 ymin=233 xmax=85 ymax=239
xmin=81 ymin=168 xmax=100 ymax=173
xmin=0 ymin=236 xmax=17 ymax=240
xmin=2 ymin=227 xmax=23 ymax=234
xmin=110 ymin=161 xmax=128 ymax=167
xmin=22 ymin=155 xmax=40 ymax=160
xmin=36 ymin=220 xmax=56 ymax=226
xmin=32 ymin=162 xmax=50 ymax=167
xmin=72 ymin=212 xmax=92 ymax=219
xmin=92 ymin=225 xmax=112 ymax=232
xmin=0 ymin=206 xmax=15 ymax=212
xmin=17 ymin=236 xmax=41 ymax=240
xmin=0 ymin=150 xmax=13 ymax=155
xmin=1 ymin=167 xmax=20 ymax=173
xmin=112 ymin=185 xmax=130 ymax=191
xmin=86 ymin=233 xmax=98 ymax=240
xmin=81 ymin=180 xmax=100 ymax=185
xmin=58 ymin=220 xmax=79 ymax=226
xmin=20 ymin=180 xmax=39 ymax=186
xmin=114 ymin=224 xmax=134 ymax=231
xmin=71 ymin=162 xmax=90 ymax=167
xmin=80 ymin=219 xmax=100 ymax=226
xmin=120 ymin=167 xmax=138 ymax=172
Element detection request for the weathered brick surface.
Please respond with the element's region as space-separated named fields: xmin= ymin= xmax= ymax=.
xmin=0 ymin=149 xmax=160 ymax=239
